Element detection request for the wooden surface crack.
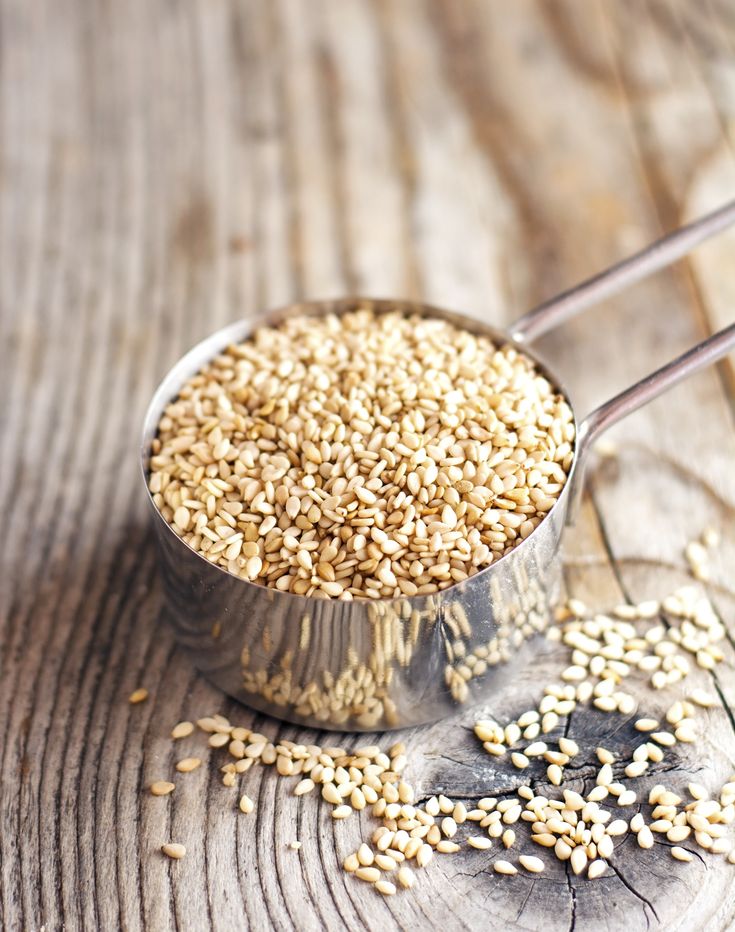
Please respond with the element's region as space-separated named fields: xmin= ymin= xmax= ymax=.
xmin=610 ymin=863 xmax=660 ymax=929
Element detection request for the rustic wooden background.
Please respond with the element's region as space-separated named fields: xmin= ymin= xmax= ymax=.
xmin=2 ymin=1 xmax=735 ymax=930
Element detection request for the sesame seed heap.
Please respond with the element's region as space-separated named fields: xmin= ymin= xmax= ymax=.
xmin=149 ymin=309 xmax=574 ymax=598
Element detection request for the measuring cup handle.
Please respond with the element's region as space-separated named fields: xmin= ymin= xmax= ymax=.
xmin=505 ymin=199 xmax=735 ymax=523
xmin=510 ymin=200 xmax=735 ymax=345
xmin=566 ymin=322 xmax=735 ymax=523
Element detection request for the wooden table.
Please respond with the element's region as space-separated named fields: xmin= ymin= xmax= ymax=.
xmin=2 ymin=1 xmax=735 ymax=929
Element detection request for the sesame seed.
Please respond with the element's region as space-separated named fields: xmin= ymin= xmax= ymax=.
xmin=547 ymin=764 xmax=563 ymax=786
xmin=690 ymin=688 xmax=716 ymax=708
xmin=176 ymin=758 xmax=202 ymax=773
xmin=587 ymin=859 xmax=607 ymax=879
xmin=239 ymin=794 xmax=255 ymax=814
xmin=416 ymin=844 xmax=433 ymax=867
xmin=634 ymin=718 xmax=659 ymax=732
xmin=397 ymin=866 xmax=415 ymax=889
xmin=343 ymin=854 xmax=360 ymax=873
xmin=161 ymin=843 xmax=186 ymax=860
xmin=688 ymin=782 xmax=708 ymax=800
xmin=669 ymin=846 xmax=693 ymax=863
xmin=357 ymin=844 xmax=374 ymax=866
xmin=150 ymin=781 xmax=175 ymax=797
xmin=519 ymin=855 xmax=545 ymax=873
xmin=171 ymin=721 xmax=194 ymax=739
xmin=652 ymin=732 xmax=676 ymax=747
xmin=436 ymin=840 xmax=460 ymax=854
xmin=596 ymin=764 xmax=613 ymax=787
xmin=570 ymin=847 xmax=588 ymax=875
xmin=702 ymin=527 xmax=720 ymax=548
xmin=375 ymin=880 xmax=396 ymax=896
xmin=493 ymin=860 xmax=517 ymax=875
xmin=129 ymin=688 xmax=148 ymax=704
xmin=374 ymin=853 xmax=397 ymax=870
xmin=468 ymin=836 xmax=493 ymax=850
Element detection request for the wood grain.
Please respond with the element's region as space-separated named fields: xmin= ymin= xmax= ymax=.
xmin=1 ymin=1 xmax=734 ymax=930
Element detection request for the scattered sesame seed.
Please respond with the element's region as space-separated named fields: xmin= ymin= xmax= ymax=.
xmin=397 ymin=866 xmax=415 ymax=889
xmin=468 ymin=836 xmax=493 ymax=850
xmin=635 ymin=718 xmax=659 ymax=732
xmin=702 ymin=527 xmax=720 ymax=548
xmin=176 ymin=757 xmax=202 ymax=773
xmin=570 ymin=847 xmax=588 ymax=875
xmin=547 ymin=764 xmax=563 ymax=786
xmin=375 ymin=880 xmax=397 ymax=896
xmin=128 ymin=688 xmax=148 ymax=704
xmin=294 ymin=779 xmax=315 ymax=796
xmin=146 ymin=575 xmax=733 ymax=901
xmin=587 ymin=859 xmax=607 ymax=879
xmin=171 ymin=721 xmax=194 ymax=739
xmin=519 ymin=855 xmax=545 ymax=873
xmin=161 ymin=843 xmax=186 ymax=860
xmin=671 ymin=846 xmax=693 ymax=862
xmin=689 ymin=689 xmax=716 ymax=708
xmin=436 ymin=840 xmax=460 ymax=854
xmin=688 ymin=782 xmax=708 ymax=800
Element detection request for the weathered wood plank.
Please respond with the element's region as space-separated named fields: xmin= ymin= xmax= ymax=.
xmin=1 ymin=1 xmax=734 ymax=930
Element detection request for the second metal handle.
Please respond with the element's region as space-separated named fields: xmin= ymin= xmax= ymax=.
xmin=507 ymin=199 xmax=735 ymax=519
xmin=568 ymin=322 xmax=735 ymax=519
xmin=511 ymin=199 xmax=735 ymax=344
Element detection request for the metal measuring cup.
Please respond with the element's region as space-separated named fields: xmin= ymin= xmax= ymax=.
xmin=141 ymin=203 xmax=735 ymax=731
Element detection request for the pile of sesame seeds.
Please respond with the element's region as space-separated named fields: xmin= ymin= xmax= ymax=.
xmin=146 ymin=535 xmax=734 ymax=896
xmin=148 ymin=309 xmax=574 ymax=599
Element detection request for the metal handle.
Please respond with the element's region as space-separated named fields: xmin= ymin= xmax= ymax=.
xmin=507 ymin=200 xmax=735 ymax=521
xmin=567 ymin=322 xmax=735 ymax=519
xmin=511 ymin=199 xmax=735 ymax=344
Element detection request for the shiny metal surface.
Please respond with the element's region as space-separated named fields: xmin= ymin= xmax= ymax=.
xmin=511 ymin=198 xmax=735 ymax=344
xmin=142 ymin=281 xmax=735 ymax=730
xmin=142 ymin=298 xmax=577 ymax=730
